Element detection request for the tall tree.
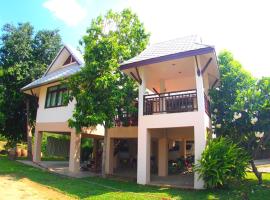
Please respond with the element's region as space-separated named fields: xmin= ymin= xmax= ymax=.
xmin=210 ymin=50 xmax=270 ymax=184
xmin=67 ymin=9 xmax=150 ymax=176
xmin=232 ymin=77 xmax=270 ymax=184
xmin=0 ymin=23 xmax=62 ymax=157
xmin=210 ymin=50 xmax=255 ymax=138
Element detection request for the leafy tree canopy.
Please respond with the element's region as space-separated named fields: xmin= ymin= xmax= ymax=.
xmin=67 ymin=9 xmax=150 ymax=131
xmin=210 ymin=50 xmax=270 ymax=184
xmin=0 ymin=22 xmax=62 ymax=142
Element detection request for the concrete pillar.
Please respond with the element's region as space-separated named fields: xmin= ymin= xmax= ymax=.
xmin=194 ymin=56 xmax=207 ymax=189
xmin=105 ymin=137 xmax=114 ymax=174
xmin=138 ymin=68 xmax=146 ymax=117
xmin=69 ymin=131 xmax=81 ymax=172
xmin=194 ymin=56 xmax=206 ymax=113
xmin=160 ymin=79 xmax=165 ymax=93
xmin=180 ymin=140 xmax=186 ymax=158
xmin=33 ymin=131 xmax=42 ymax=163
xmin=137 ymin=127 xmax=150 ymax=184
xmin=194 ymin=124 xmax=207 ymax=189
xmin=158 ymin=137 xmax=168 ymax=177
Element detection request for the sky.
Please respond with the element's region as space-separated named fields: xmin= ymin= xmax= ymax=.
xmin=0 ymin=0 xmax=269 ymax=78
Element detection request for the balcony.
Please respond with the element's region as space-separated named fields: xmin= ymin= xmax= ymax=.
xmin=143 ymin=90 xmax=198 ymax=115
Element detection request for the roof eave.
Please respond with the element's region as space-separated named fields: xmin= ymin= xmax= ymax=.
xmin=119 ymin=47 xmax=215 ymax=70
xmin=20 ymin=78 xmax=62 ymax=93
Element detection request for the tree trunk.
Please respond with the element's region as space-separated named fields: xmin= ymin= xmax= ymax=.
xmin=101 ymin=127 xmax=108 ymax=178
xmin=250 ymin=159 xmax=262 ymax=185
xmin=26 ymin=99 xmax=33 ymax=161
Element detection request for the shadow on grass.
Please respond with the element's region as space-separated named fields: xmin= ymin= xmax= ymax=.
xmin=0 ymin=155 xmax=269 ymax=200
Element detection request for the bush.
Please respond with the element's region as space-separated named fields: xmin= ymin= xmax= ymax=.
xmin=194 ymin=137 xmax=249 ymax=189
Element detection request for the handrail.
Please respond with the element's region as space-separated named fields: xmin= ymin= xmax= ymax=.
xmin=143 ymin=89 xmax=198 ymax=115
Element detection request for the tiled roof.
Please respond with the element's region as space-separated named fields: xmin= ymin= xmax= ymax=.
xmin=21 ymin=44 xmax=84 ymax=91
xmin=120 ymin=35 xmax=214 ymax=70
xmin=21 ymin=63 xmax=83 ymax=91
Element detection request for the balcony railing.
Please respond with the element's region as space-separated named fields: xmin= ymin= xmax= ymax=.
xmin=143 ymin=90 xmax=198 ymax=115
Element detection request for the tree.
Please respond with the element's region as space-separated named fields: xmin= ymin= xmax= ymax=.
xmin=210 ymin=50 xmax=270 ymax=184
xmin=0 ymin=23 xmax=62 ymax=158
xmin=66 ymin=9 xmax=150 ymax=176
xmin=232 ymin=77 xmax=270 ymax=184
xmin=210 ymin=50 xmax=255 ymax=139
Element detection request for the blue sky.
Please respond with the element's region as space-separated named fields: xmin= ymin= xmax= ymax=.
xmin=0 ymin=0 xmax=269 ymax=77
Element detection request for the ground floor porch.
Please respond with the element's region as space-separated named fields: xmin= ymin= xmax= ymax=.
xmin=32 ymin=122 xmax=207 ymax=189
xmin=18 ymin=160 xmax=99 ymax=178
xmin=106 ymin=126 xmax=196 ymax=188
xmin=33 ymin=122 xmax=104 ymax=173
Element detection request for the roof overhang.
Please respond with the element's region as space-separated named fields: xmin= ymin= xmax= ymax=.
xmin=119 ymin=46 xmax=214 ymax=70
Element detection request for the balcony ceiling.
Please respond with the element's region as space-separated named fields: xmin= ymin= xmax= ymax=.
xmin=123 ymin=52 xmax=219 ymax=93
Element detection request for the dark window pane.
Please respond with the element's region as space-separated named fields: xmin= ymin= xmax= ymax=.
xmin=46 ymin=93 xmax=51 ymax=107
xmin=45 ymin=84 xmax=68 ymax=108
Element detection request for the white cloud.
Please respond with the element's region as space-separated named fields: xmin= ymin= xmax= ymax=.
xmin=43 ymin=0 xmax=87 ymax=26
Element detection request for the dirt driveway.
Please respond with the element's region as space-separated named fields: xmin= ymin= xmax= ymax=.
xmin=0 ymin=175 xmax=74 ymax=200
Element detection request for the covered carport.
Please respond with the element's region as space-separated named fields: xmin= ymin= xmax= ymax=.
xmin=105 ymin=126 xmax=138 ymax=180
xmin=33 ymin=122 xmax=104 ymax=174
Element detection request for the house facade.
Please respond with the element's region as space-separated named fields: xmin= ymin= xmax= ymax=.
xmin=22 ymin=35 xmax=219 ymax=189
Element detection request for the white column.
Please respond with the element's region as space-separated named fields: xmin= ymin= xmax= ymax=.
xmin=195 ymin=56 xmax=205 ymax=113
xmin=158 ymin=137 xmax=168 ymax=176
xmin=194 ymin=56 xmax=207 ymax=189
xmin=33 ymin=131 xmax=42 ymax=163
xmin=180 ymin=139 xmax=187 ymax=158
xmin=138 ymin=68 xmax=146 ymax=117
xmin=137 ymin=67 xmax=151 ymax=184
xmin=137 ymin=127 xmax=150 ymax=184
xmin=69 ymin=130 xmax=81 ymax=172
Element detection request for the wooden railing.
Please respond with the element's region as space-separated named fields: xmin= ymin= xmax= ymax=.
xmin=114 ymin=111 xmax=138 ymax=127
xmin=143 ymin=90 xmax=198 ymax=115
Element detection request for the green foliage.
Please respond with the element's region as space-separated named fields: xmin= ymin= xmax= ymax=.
xmin=210 ymin=50 xmax=270 ymax=158
xmin=210 ymin=50 xmax=255 ymax=139
xmin=67 ymin=9 xmax=150 ymax=130
xmin=0 ymin=23 xmax=62 ymax=142
xmin=195 ymin=137 xmax=250 ymax=189
xmin=233 ymin=77 xmax=270 ymax=158
xmin=41 ymin=133 xmax=69 ymax=155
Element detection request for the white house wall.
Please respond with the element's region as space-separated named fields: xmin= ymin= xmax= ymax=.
xmin=36 ymin=82 xmax=75 ymax=123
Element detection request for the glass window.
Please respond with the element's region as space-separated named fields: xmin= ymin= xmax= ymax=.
xmin=45 ymin=84 xmax=68 ymax=108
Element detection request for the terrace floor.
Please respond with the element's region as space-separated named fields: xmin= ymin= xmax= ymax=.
xmin=150 ymin=173 xmax=194 ymax=189
xmin=17 ymin=160 xmax=100 ymax=178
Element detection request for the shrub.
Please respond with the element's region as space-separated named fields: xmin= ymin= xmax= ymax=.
xmin=194 ymin=137 xmax=249 ymax=189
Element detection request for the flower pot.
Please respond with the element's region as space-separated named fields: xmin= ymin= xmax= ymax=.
xmin=21 ymin=149 xmax=28 ymax=157
xmin=16 ymin=148 xmax=21 ymax=157
xmin=8 ymin=148 xmax=17 ymax=160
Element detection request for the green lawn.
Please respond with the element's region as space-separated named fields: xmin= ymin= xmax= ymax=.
xmin=0 ymin=156 xmax=269 ymax=200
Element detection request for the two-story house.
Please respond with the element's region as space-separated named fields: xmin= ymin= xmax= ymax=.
xmin=21 ymin=45 xmax=105 ymax=173
xmin=22 ymin=35 xmax=219 ymax=189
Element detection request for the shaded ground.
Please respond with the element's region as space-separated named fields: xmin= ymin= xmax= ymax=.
xmin=255 ymin=159 xmax=270 ymax=173
xmin=0 ymin=175 xmax=74 ymax=200
xmin=1 ymin=155 xmax=270 ymax=199
xmin=18 ymin=160 xmax=98 ymax=178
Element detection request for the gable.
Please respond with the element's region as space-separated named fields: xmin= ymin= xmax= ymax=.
xmin=44 ymin=45 xmax=84 ymax=76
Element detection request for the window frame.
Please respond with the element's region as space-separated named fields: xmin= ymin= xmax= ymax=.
xmin=45 ymin=84 xmax=68 ymax=109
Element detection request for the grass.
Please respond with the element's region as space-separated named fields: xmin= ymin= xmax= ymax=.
xmin=0 ymin=155 xmax=270 ymax=200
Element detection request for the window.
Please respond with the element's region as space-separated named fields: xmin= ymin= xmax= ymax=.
xmin=45 ymin=84 xmax=68 ymax=108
